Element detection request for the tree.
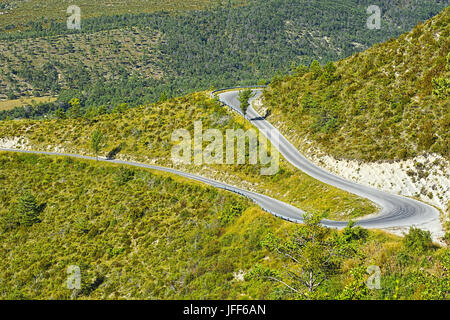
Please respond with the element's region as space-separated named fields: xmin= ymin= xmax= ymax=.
xmin=1 ymin=210 xmax=20 ymax=232
xmin=55 ymin=107 xmax=66 ymax=119
xmin=418 ymin=120 xmax=437 ymax=151
xmin=257 ymin=79 xmax=268 ymax=85
xmin=432 ymin=77 xmax=450 ymax=98
xmin=238 ymin=89 xmax=255 ymax=122
xmin=292 ymin=64 xmax=308 ymax=76
xmin=67 ymin=98 xmax=82 ymax=118
xmin=91 ymin=130 xmax=104 ymax=161
xmin=432 ymin=52 xmax=450 ymax=98
xmin=309 ymin=60 xmax=322 ymax=80
xmin=259 ymin=213 xmax=343 ymax=298
xmin=114 ymin=167 xmax=135 ymax=186
xmin=7 ymin=89 xmax=16 ymax=100
xmin=322 ymin=61 xmax=338 ymax=84
xmin=16 ymin=190 xmax=40 ymax=227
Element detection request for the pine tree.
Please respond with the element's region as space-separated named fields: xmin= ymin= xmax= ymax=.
xmin=16 ymin=190 xmax=40 ymax=227
xmin=260 ymin=213 xmax=343 ymax=297
xmin=238 ymin=89 xmax=254 ymax=122
xmin=91 ymin=130 xmax=104 ymax=161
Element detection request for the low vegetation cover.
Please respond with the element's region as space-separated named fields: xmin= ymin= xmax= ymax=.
xmin=262 ymin=8 xmax=449 ymax=162
xmin=0 ymin=152 xmax=447 ymax=299
xmin=0 ymin=0 xmax=447 ymax=118
xmin=0 ymin=0 xmax=448 ymax=302
xmin=0 ymin=92 xmax=376 ymax=220
xmin=0 ymin=0 xmax=237 ymax=30
xmin=0 ymin=96 xmax=55 ymax=112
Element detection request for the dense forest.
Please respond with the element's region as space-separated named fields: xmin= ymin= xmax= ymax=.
xmin=0 ymin=0 xmax=448 ymax=119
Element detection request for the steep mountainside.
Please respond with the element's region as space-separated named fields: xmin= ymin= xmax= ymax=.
xmin=262 ymin=8 xmax=449 ymax=162
xmin=0 ymin=0 xmax=447 ymax=117
xmin=0 ymin=0 xmax=234 ymax=29
xmin=0 ymin=92 xmax=377 ymax=220
xmin=0 ymin=152 xmax=448 ymax=299
xmin=0 ymin=151 xmax=274 ymax=299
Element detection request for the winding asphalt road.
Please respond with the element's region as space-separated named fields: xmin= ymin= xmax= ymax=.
xmin=0 ymin=89 xmax=440 ymax=230
xmin=0 ymin=148 xmax=309 ymax=225
xmin=216 ymin=89 xmax=440 ymax=229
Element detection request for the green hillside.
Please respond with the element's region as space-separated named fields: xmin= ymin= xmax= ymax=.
xmin=0 ymin=151 xmax=270 ymax=299
xmin=0 ymin=0 xmax=238 ymax=29
xmin=0 ymin=152 xmax=447 ymax=299
xmin=0 ymin=0 xmax=448 ymax=302
xmin=262 ymin=7 xmax=449 ymax=162
xmin=0 ymin=0 xmax=447 ymax=118
xmin=0 ymin=91 xmax=376 ymax=220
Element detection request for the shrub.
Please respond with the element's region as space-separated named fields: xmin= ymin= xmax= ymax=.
xmin=443 ymin=231 xmax=450 ymax=246
xmin=309 ymin=60 xmax=322 ymax=80
xmin=128 ymin=207 xmax=146 ymax=221
xmin=403 ymin=227 xmax=433 ymax=253
xmin=107 ymin=247 xmax=125 ymax=257
xmin=342 ymin=220 xmax=369 ymax=242
xmin=338 ymin=265 xmax=369 ymax=300
xmin=219 ymin=201 xmax=246 ymax=225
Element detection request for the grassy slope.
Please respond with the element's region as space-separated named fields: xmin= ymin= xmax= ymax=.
xmin=262 ymin=8 xmax=449 ymax=162
xmin=0 ymin=28 xmax=165 ymax=94
xmin=0 ymin=0 xmax=240 ymax=29
xmin=0 ymin=96 xmax=56 ymax=111
xmin=0 ymin=152 xmax=447 ymax=299
xmin=0 ymin=92 xmax=376 ymax=220
xmin=0 ymin=151 xmax=279 ymax=299
xmin=1 ymin=1 xmax=446 ymax=104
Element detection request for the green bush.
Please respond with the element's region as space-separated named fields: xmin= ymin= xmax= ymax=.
xmin=219 ymin=201 xmax=246 ymax=225
xmin=403 ymin=227 xmax=433 ymax=253
xmin=341 ymin=220 xmax=369 ymax=242
xmin=309 ymin=60 xmax=322 ymax=80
